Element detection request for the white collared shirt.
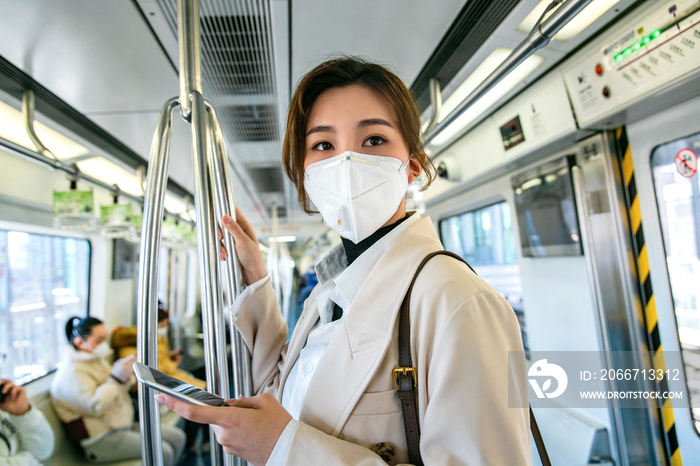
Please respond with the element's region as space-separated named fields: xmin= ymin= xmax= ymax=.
xmin=261 ymin=212 xmax=421 ymax=465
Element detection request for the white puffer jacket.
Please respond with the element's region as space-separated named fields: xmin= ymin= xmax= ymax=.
xmin=49 ymin=346 xmax=134 ymax=441
xmin=0 ymin=405 xmax=54 ymax=465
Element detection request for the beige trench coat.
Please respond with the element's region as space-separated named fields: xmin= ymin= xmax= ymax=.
xmin=234 ymin=217 xmax=531 ymax=465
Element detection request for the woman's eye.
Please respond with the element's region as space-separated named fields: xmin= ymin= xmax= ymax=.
xmin=312 ymin=141 xmax=333 ymax=151
xmin=364 ymin=135 xmax=386 ymax=146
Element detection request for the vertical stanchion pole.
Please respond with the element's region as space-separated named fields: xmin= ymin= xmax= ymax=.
xmin=137 ymin=97 xmax=179 ymax=466
xmin=207 ymin=105 xmax=253 ymax=401
xmin=177 ymin=0 xmax=201 ymax=121
xmin=140 ymin=2 xmax=252 ymax=465
xmin=190 ymin=90 xmax=233 ymax=466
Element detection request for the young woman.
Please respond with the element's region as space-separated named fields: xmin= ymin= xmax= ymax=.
xmin=50 ymin=316 xmax=186 ymax=465
xmin=158 ymin=57 xmax=531 ymax=465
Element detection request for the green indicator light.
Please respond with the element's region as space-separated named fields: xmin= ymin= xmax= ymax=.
xmin=624 ymin=48 xmax=632 ymax=56
xmin=614 ymin=54 xmax=623 ymax=61
xmin=633 ymin=43 xmax=641 ymax=50
xmin=642 ymin=37 xmax=650 ymax=45
xmin=653 ymin=30 xmax=661 ymax=38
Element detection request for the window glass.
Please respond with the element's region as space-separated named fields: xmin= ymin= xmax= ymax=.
xmin=0 ymin=230 xmax=90 ymax=385
xmin=439 ymin=201 xmax=528 ymax=351
xmin=650 ymin=132 xmax=700 ymax=432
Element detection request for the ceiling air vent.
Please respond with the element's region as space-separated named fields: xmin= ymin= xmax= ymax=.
xmin=221 ymin=105 xmax=278 ymax=142
xmin=199 ymin=15 xmax=274 ymax=95
xmin=247 ymin=166 xmax=285 ymax=193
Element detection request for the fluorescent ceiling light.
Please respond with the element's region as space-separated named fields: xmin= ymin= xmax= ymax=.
xmin=521 ymin=178 xmax=543 ymax=190
xmin=0 ymin=100 xmax=89 ymax=160
xmin=76 ymin=157 xmax=144 ymax=198
xmin=440 ymin=48 xmax=513 ymax=120
xmin=517 ymin=0 xmax=620 ymax=42
xmin=432 ymin=49 xmax=543 ymax=147
xmin=268 ymin=236 xmax=297 ymax=243
xmin=164 ymin=193 xmax=188 ymax=214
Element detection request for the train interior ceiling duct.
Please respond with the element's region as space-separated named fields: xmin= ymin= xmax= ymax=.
xmin=1 ymin=0 xmax=700 ymax=465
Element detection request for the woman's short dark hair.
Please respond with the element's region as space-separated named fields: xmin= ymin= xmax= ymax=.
xmin=282 ymin=56 xmax=436 ymax=214
xmin=157 ymin=303 xmax=169 ymax=323
xmin=65 ymin=316 xmax=103 ymax=348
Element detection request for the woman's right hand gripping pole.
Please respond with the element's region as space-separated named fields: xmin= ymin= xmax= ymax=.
xmin=219 ymin=206 xmax=268 ymax=286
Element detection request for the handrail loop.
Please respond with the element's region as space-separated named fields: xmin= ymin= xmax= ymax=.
xmin=22 ymin=89 xmax=60 ymax=166
xmin=425 ymin=79 xmax=442 ymax=134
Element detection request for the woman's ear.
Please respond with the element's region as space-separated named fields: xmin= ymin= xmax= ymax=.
xmin=73 ymin=336 xmax=84 ymax=350
xmin=407 ymin=154 xmax=423 ymax=184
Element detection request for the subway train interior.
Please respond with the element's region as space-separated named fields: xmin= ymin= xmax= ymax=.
xmin=1 ymin=0 xmax=700 ymax=465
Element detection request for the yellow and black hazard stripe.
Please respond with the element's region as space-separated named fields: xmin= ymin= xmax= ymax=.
xmin=615 ymin=127 xmax=682 ymax=466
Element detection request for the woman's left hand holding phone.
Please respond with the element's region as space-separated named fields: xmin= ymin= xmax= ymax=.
xmin=155 ymin=392 xmax=292 ymax=466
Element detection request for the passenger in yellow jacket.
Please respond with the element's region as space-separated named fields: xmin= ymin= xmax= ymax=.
xmin=112 ymin=306 xmax=206 ymax=390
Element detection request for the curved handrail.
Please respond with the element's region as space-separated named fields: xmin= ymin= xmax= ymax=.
xmin=22 ymin=89 xmax=59 ymax=164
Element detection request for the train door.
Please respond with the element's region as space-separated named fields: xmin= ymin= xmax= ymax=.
xmin=626 ymin=92 xmax=700 ymax=462
xmin=429 ymin=131 xmax=678 ymax=465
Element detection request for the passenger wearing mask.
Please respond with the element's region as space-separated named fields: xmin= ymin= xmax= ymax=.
xmin=0 ymin=379 xmax=54 ymax=465
xmin=50 ymin=316 xmax=186 ymax=465
xmin=159 ymin=56 xmax=530 ymax=465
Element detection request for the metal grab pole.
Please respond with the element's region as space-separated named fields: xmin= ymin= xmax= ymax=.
xmin=207 ymin=104 xmax=253 ymax=401
xmin=137 ymin=97 xmax=179 ymax=466
xmin=137 ymin=2 xmax=250 ymax=465
xmin=178 ymin=0 xmax=202 ymax=121
xmin=190 ymin=90 xmax=235 ymax=466
xmin=207 ymin=104 xmax=248 ymax=466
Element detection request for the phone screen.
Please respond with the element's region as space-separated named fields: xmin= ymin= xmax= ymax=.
xmin=146 ymin=366 xmax=225 ymax=406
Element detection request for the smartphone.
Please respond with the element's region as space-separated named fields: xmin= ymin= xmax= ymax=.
xmin=133 ymin=362 xmax=225 ymax=407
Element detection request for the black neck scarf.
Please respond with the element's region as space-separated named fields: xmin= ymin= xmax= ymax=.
xmin=331 ymin=213 xmax=411 ymax=321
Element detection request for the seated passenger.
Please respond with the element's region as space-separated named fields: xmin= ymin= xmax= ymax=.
xmin=112 ymin=303 xmax=206 ymax=390
xmin=50 ymin=316 xmax=186 ymax=465
xmin=0 ymin=379 xmax=55 ymax=465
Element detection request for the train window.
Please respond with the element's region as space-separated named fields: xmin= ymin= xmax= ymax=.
xmin=0 ymin=229 xmax=90 ymax=385
xmin=650 ymin=132 xmax=700 ymax=431
xmin=438 ymin=201 xmax=528 ymax=352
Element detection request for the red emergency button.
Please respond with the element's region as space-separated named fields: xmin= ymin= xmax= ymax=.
xmin=595 ymin=64 xmax=604 ymax=76
xmin=602 ymin=86 xmax=611 ymax=98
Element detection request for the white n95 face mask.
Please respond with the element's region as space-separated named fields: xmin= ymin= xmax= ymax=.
xmin=89 ymin=341 xmax=112 ymax=359
xmin=304 ymin=151 xmax=410 ymax=244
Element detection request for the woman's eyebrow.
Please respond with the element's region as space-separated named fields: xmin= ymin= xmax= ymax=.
xmin=306 ymin=125 xmax=335 ymax=136
xmin=358 ymin=118 xmax=393 ymax=128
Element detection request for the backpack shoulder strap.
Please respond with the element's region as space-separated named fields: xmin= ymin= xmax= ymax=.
xmin=395 ymin=250 xmax=550 ymax=466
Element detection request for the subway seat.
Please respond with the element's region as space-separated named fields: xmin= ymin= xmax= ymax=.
xmin=34 ymin=392 xmax=181 ymax=466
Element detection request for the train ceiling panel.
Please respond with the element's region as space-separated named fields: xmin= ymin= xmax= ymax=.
xmin=0 ymin=0 xmax=265 ymax=224
xmin=0 ymin=0 xmax=645 ymax=227
xmin=290 ymin=0 xmax=467 ymax=86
